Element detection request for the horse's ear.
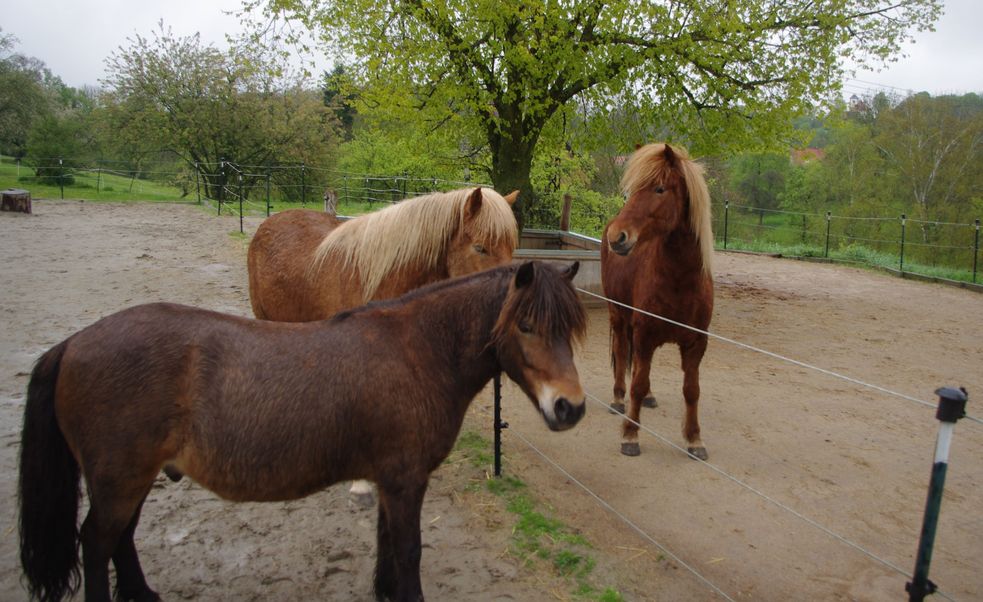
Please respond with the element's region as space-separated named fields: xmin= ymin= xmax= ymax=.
xmin=503 ymin=190 xmax=519 ymax=205
xmin=464 ymin=188 xmax=483 ymax=221
xmin=663 ymin=144 xmax=678 ymax=167
xmin=515 ymin=261 xmax=535 ymax=289
xmin=563 ymin=261 xmax=579 ymax=281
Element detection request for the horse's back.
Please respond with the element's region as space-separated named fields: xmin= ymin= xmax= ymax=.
xmin=248 ymin=209 xmax=342 ymax=321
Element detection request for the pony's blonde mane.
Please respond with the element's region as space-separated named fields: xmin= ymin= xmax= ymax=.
xmin=311 ymin=188 xmax=518 ymax=300
xmin=620 ymin=143 xmax=714 ymax=275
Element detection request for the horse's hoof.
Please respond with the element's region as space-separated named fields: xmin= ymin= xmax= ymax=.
xmin=620 ymin=442 xmax=641 ymax=456
xmin=114 ymin=589 xmax=161 ymax=602
xmin=641 ymin=395 xmax=658 ymax=408
xmin=687 ymin=446 xmax=708 ymax=461
xmin=609 ymin=401 xmax=626 ymax=414
xmin=162 ymin=466 xmax=183 ymax=482
xmin=349 ymin=491 xmax=375 ymax=508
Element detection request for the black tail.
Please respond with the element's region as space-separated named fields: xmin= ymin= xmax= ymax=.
xmin=19 ymin=340 xmax=81 ymax=602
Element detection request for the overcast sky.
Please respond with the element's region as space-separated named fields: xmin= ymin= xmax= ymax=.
xmin=4 ymin=0 xmax=982 ymax=98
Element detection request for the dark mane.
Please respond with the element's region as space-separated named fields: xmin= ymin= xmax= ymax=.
xmin=493 ymin=263 xmax=587 ymax=346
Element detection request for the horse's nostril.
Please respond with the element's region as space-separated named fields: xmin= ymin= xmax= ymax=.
xmin=616 ymin=231 xmax=627 ymax=244
xmin=554 ymin=397 xmax=571 ymax=422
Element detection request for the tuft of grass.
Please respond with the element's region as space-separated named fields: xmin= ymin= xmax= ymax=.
xmin=450 ymin=429 xmax=623 ymax=600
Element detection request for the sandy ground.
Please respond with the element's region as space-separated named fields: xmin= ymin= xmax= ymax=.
xmin=1 ymin=200 xmax=982 ymax=601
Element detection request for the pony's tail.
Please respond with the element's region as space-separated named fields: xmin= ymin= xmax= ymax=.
xmin=19 ymin=340 xmax=81 ymax=602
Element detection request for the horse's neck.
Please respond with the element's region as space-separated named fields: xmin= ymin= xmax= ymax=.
xmin=374 ymin=264 xmax=450 ymax=300
xmin=650 ymin=229 xmax=706 ymax=280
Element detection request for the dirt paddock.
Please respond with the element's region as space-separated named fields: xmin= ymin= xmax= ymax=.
xmin=1 ymin=201 xmax=981 ymax=601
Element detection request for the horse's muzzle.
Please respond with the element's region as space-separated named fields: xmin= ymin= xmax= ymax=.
xmin=546 ymin=397 xmax=585 ymax=431
xmin=608 ymin=231 xmax=635 ymax=256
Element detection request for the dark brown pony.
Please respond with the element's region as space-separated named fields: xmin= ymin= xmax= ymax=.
xmin=19 ymin=261 xmax=586 ymax=602
xmin=247 ymin=187 xmax=518 ymax=322
xmin=601 ymin=143 xmax=714 ymax=459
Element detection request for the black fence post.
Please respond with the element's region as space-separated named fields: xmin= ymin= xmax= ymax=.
xmin=906 ymin=387 xmax=969 ymax=602
xmin=973 ymin=219 xmax=980 ymax=284
xmin=301 ymin=163 xmax=306 ymax=206
xmin=59 ymin=158 xmax=64 ymax=199
xmin=194 ymin=163 xmax=201 ymax=204
xmin=96 ymin=160 xmax=102 ymax=195
xmin=217 ymin=159 xmax=225 ymax=216
xmin=723 ymin=200 xmax=730 ymax=250
xmin=493 ymin=374 xmax=507 ymax=477
xmin=238 ymin=172 xmax=244 ymax=234
xmin=266 ymin=170 xmax=272 ymax=217
xmin=900 ymin=214 xmax=907 ymax=273
xmin=825 ymin=211 xmax=832 ymax=258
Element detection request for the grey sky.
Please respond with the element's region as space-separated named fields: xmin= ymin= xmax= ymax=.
xmin=4 ymin=0 xmax=982 ymax=97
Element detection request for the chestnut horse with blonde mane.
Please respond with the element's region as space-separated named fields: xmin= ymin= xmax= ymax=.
xmin=248 ymin=187 xmax=518 ymax=322
xmin=601 ymin=143 xmax=714 ymax=459
xmin=19 ymin=261 xmax=587 ymax=602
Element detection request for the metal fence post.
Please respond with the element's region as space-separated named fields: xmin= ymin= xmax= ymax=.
xmin=301 ymin=163 xmax=306 ymax=206
xmin=906 ymin=387 xmax=969 ymax=602
xmin=59 ymin=158 xmax=64 ymax=199
xmin=723 ymin=200 xmax=729 ymax=250
xmin=900 ymin=214 xmax=907 ymax=273
xmin=218 ymin=160 xmax=225 ymax=216
xmin=973 ymin=219 xmax=980 ymax=284
xmin=194 ymin=163 xmax=201 ymax=204
xmin=266 ymin=170 xmax=272 ymax=217
xmin=493 ymin=374 xmax=507 ymax=477
xmin=825 ymin=211 xmax=832 ymax=258
xmin=238 ymin=173 xmax=244 ymax=234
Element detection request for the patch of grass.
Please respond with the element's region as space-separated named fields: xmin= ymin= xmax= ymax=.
xmin=450 ymin=429 xmax=623 ymax=600
xmin=0 ymin=156 xmax=189 ymax=203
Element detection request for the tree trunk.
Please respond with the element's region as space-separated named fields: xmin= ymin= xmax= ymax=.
xmin=488 ymin=129 xmax=537 ymax=234
xmin=1 ymin=189 xmax=31 ymax=214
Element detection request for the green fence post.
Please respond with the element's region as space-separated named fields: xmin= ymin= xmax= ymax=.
xmin=900 ymin=213 xmax=907 ymax=273
xmin=973 ymin=219 xmax=980 ymax=284
xmin=825 ymin=211 xmax=832 ymax=258
xmin=238 ymin=172 xmax=244 ymax=234
xmin=723 ymin=200 xmax=730 ymax=250
xmin=301 ymin=163 xmax=306 ymax=206
xmin=194 ymin=163 xmax=201 ymax=204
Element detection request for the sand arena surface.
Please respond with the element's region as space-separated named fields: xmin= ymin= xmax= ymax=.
xmin=1 ymin=200 xmax=981 ymax=600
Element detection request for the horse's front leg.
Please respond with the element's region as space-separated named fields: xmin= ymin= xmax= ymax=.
xmin=621 ymin=329 xmax=656 ymax=457
xmin=608 ymin=308 xmax=630 ymax=415
xmin=680 ymin=336 xmax=709 ymax=460
xmin=375 ymin=479 xmax=428 ymax=601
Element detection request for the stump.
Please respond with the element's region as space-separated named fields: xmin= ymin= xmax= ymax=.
xmin=1 ymin=189 xmax=31 ymax=214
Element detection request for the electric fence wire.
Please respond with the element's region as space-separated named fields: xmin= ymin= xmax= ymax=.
xmin=575 ymin=288 xmax=983 ymax=427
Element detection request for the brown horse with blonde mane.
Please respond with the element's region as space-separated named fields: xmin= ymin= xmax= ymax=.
xmin=248 ymin=187 xmax=518 ymax=322
xmin=19 ymin=260 xmax=587 ymax=602
xmin=601 ymin=143 xmax=714 ymax=459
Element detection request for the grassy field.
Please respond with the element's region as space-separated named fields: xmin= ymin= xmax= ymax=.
xmin=0 ymin=157 xmax=191 ymax=203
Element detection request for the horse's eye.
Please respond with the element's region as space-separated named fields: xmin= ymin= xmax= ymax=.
xmin=518 ymin=321 xmax=533 ymax=334
xmin=473 ymin=244 xmax=487 ymax=254
xmin=654 ymin=186 xmax=666 ymax=194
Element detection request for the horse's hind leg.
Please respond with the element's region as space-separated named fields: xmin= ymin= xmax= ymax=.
xmin=81 ymin=480 xmax=156 ymax=602
xmin=680 ymin=337 xmax=709 ymax=461
xmin=112 ymin=495 xmax=160 ymax=601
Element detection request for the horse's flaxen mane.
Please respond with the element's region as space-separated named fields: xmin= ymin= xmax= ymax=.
xmin=493 ymin=263 xmax=587 ymax=347
xmin=310 ymin=188 xmax=518 ymax=300
xmin=620 ymin=143 xmax=714 ymax=275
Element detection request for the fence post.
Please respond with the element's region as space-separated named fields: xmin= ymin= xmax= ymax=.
xmin=493 ymin=374 xmax=507 ymax=477
xmin=825 ymin=212 xmax=832 ymax=258
xmin=194 ymin=163 xmax=201 ymax=204
xmin=560 ymin=193 xmax=572 ymax=231
xmin=59 ymin=158 xmax=64 ymax=200
xmin=301 ymin=163 xmax=306 ymax=206
xmin=343 ymin=175 xmax=348 ymax=205
xmin=266 ymin=170 xmax=272 ymax=217
xmin=218 ymin=159 xmax=225 ymax=216
xmin=906 ymin=387 xmax=969 ymax=602
xmin=723 ymin=200 xmax=729 ymax=250
xmin=973 ymin=219 xmax=980 ymax=284
xmin=238 ymin=172 xmax=244 ymax=234
xmin=96 ymin=161 xmax=102 ymax=195
xmin=900 ymin=214 xmax=907 ymax=273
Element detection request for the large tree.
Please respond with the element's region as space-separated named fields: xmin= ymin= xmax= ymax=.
xmin=247 ymin=0 xmax=940 ymax=227
xmin=101 ymin=25 xmax=338 ymax=197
